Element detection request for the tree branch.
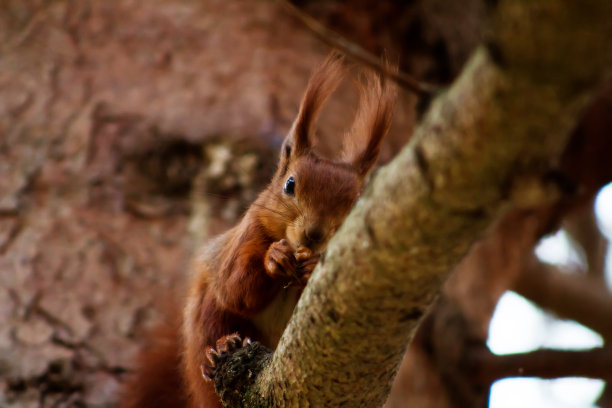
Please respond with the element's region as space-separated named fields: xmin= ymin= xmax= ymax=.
xmin=210 ymin=0 xmax=612 ymax=405
xmin=278 ymin=0 xmax=441 ymax=96
xmin=470 ymin=346 xmax=612 ymax=383
xmin=563 ymin=199 xmax=609 ymax=280
xmin=513 ymin=260 xmax=612 ymax=341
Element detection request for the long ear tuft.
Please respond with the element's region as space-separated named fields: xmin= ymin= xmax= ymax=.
xmin=343 ymin=63 xmax=397 ymax=177
xmin=287 ymin=52 xmax=346 ymax=158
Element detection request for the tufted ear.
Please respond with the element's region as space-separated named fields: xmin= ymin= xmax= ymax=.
xmin=281 ymin=52 xmax=346 ymax=164
xmin=342 ymin=66 xmax=396 ymax=178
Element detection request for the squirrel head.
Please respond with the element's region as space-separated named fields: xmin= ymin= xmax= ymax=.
xmin=257 ymin=53 xmax=396 ymax=254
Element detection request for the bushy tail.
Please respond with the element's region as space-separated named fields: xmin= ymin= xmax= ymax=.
xmin=119 ymin=317 xmax=189 ymax=408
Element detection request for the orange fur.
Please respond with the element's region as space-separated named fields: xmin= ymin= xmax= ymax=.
xmin=342 ymin=62 xmax=397 ymax=176
xmin=119 ymin=316 xmax=189 ymax=408
xmin=120 ymin=53 xmax=396 ymax=408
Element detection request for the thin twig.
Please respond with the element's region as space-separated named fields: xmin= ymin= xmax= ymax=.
xmin=279 ymin=0 xmax=442 ymax=97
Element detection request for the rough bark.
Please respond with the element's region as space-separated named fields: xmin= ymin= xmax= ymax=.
xmin=208 ymin=0 xmax=611 ymax=406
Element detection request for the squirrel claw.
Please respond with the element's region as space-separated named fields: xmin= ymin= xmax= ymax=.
xmin=202 ymin=333 xmax=248 ymax=381
xmin=201 ymin=366 xmax=212 ymax=381
xmin=217 ymin=333 xmax=241 ymax=352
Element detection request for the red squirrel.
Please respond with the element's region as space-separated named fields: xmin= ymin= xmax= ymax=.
xmin=120 ymin=54 xmax=395 ymax=408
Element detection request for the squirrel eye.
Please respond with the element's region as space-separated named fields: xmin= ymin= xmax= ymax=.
xmin=283 ymin=177 xmax=295 ymax=196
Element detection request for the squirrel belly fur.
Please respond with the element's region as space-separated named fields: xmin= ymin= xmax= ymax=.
xmin=120 ymin=53 xmax=396 ymax=408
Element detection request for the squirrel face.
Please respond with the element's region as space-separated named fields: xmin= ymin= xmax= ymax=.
xmin=256 ymin=53 xmax=396 ymax=254
xmin=279 ymin=153 xmax=362 ymax=254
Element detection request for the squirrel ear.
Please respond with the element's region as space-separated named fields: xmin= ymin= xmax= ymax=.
xmin=277 ymin=139 xmax=293 ymax=178
xmin=286 ymin=52 xmax=346 ymax=158
xmin=342 ymin=66 xmax=396 ymax=178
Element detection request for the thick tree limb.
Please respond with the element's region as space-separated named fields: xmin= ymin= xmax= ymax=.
xmin=209 ymin=1 xmax=612 ymax=406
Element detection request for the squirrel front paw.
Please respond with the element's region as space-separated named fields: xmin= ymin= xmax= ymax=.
xmin=265 ymin=240 xmax=321 ymax=287
xmin=295 ymin=256 xmax=318 ymax=287
xmin=265 ymin=240 xmax=320 ymax=287
xmin=264 ymin=239 xmax=297 ymax=280
xmin=293 ymin=246 xmax=318 ymax=287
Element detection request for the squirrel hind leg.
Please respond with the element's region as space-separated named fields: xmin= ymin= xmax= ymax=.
xmin=202 ymin=334 xmax=272 ymax=408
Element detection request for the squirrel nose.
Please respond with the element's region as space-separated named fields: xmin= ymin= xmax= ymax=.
xmin=304 ymin=226 xmax=325 ymax=246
